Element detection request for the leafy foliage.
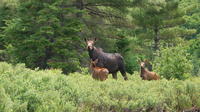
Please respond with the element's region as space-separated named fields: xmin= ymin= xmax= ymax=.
xmin=0 ymin=1 xmax=199 ymax=112
xmin=0 ymin=0 xmax=199 ymax=77
xmin=154 ymin=44 xmax=193 ymax=80
xmin=0 ymin=62 xmax=200 ymax=112
xmin=188 ymin=37 xmax=200 ymax=76
xmin=115 ymin=37 xmax=136 ymax=74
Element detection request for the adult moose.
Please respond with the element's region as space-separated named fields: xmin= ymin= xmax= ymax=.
xmin=85 ymin=38 xmax=128 ymax=80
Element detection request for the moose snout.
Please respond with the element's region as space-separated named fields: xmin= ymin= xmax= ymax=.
xmin=87 ymin=45 xmax=93 ymax=50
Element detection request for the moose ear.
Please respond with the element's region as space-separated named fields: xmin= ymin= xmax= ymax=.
xmin=137 ymin=59 xmax=141 ymax=64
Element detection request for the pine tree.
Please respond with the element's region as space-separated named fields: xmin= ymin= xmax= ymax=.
xmin=0 ymin=0 xmax=18 ymax=61
xmin=3 ymin=0 xmax=83 ymax=73
xmin=132 ymin=0 xmax=196 ymax=51
xmin=180 ymin=0 xmax=200 ymax=39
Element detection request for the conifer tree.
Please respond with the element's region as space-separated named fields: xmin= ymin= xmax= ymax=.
xmin=132 ymin=0 xmax=196 ymax=51
xmin=3 ymin=0 xmax=83 ymax=73
xmin=180 ymin=0 xmax=200 ymax=39
xmin=0 ymin=0 xmax=18 ymax=61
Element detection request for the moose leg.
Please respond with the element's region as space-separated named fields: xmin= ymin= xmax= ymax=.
xmin=119 ymin=65 xmax=128 ymax=80
xmin=121 ymin=72 xmax=128 ymax=80
xmin=112 ymin=72 xmax=117 ymax=79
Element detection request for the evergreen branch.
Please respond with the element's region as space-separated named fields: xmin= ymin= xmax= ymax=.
xmin=60 ymin=2 xmax=134 ymax=8
xmin=85 ymin=7 xmax=123 ymax=19
xmin=82 ymin=18 xmax=134 ymax=29
xmin=84 ymin=3 xmax=133 ymax=7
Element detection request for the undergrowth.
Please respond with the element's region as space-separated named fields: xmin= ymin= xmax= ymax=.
xmin=0 ymin=62 xmax=200 ymax=112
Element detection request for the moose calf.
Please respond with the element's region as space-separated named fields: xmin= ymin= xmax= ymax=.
xmin=90 ymin=59 xmax=109 ymax=81
xmin=140 ymin=61 xmax=160 ymax=80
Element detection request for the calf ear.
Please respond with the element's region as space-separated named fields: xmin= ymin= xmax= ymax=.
xmin=137 ymin=58 xmax=142 ymax=64
xmin=94 ymin=59 xmax=98 ymax=63
xmin=84 ymin=38 xmax=87 ymax=42
xmin=94 ymin=38 xmax=97 ymax=42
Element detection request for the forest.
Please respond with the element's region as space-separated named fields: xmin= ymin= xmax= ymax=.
xmin=0 ymin=0 xmax=200 ymax=112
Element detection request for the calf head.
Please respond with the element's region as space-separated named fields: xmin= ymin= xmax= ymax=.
xmin=139 ymin=59 xmax=150 ymax=68
xmin=138 ymin=59 xmax=145 ymax=68
xmin=91 ymin=59 xmax=98 ymax=67
xmin=140 ymin=62 xmax=145 ymax=68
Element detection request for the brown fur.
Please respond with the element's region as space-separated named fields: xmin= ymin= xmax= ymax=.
xmin=140 ymin=61 xmax=160 ymax=80
xmin=90 ymin=59 xmax=109 ymax=81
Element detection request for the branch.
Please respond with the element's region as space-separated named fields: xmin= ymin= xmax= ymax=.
xmin=85 ymin=7 xmax=123 ymax=19
xmin=84 ymin=2 xmax=136 ymax=7
xmin=60 ymin=2 xmax=134 ymax=8
xmin=82 ymin=18 xmax=135 ymax=29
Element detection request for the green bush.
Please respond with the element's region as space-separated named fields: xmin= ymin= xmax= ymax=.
xmin=124 ymin=54 xmax=140 ymax=74
xmin=115 ymin=37 xmax=141 ymax=74
xmin=153 ymin=45 xmax=193 ymax=80
xmin=0 ymin=62 xmax=199 ymax=112
xmin=188 ymin=37 xmax=200 ymax=76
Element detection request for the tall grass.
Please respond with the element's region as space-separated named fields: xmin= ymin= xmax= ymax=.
xmin=0 ymin=62 xmax=199 ymax=112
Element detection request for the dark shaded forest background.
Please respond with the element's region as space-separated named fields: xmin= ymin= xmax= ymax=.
xmin=0 ymin=0 xmax=199 ymax=79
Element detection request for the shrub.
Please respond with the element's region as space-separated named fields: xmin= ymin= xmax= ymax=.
xmin=153 ymin=45 xmax=193 ymax=80
xmin=124 ymin=54 xmax=140 ymax=74
xmin=0 ymin=62 xmax=199 ymax=112
xmin=188 ymin=37 xmax=200 ymax=76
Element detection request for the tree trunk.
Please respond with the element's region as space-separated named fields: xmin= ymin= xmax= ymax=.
xmin=75 ymin=0 xmax=84 ymax=18
xmin=154 ymin=27 xmax=160 ymax=51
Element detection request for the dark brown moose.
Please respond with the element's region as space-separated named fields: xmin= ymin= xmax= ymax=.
xmin=90 ymin=59 xmax=109 ymax=81
xmin=85 ymin=38 xmax=128 ymax=80
xmin=140 ymin=60 xmax=160 ymax=80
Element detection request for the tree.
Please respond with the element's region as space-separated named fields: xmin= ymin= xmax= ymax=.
xmin=3 ymin=0 xmax=84 ymax=73
xmin=131 ymin=0 xmax=196 ymax=51
xmin=0 ymin=0 xmax=18 ymax=61
xmin=179 ymin=0 xmax=200 ymax=76
xmin=180 ymin=0 xmax=200 ymax=39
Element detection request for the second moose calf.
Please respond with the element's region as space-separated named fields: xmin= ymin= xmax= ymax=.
xmin=90 ymin=59 xmax=109 ymax=81
xmin=140 ymin=61 xmax=160 ymax=80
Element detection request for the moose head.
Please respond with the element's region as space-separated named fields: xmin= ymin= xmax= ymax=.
xmin=84 ymin=38 xmax=97 ymax=51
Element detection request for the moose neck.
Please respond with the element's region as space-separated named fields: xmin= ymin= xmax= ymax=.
xmin=88 ymin=47 xmax=99 ymax=61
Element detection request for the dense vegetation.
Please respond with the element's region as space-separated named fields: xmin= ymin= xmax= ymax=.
xmin=0 ymin=62 xmax=200 ymax=112
xmin=0 ymin=0 xmax=199 ymax=76
xmin=0 ymin=0 xmax=199 ymax=111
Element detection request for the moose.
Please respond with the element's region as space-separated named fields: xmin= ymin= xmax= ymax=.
xmin=139 ymin=60 xmax=160 ymax=80
xmin=90 ymin=59 xmax=109 ymax=81
xmin=85 ymin=38 xmax=128 ymax=80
